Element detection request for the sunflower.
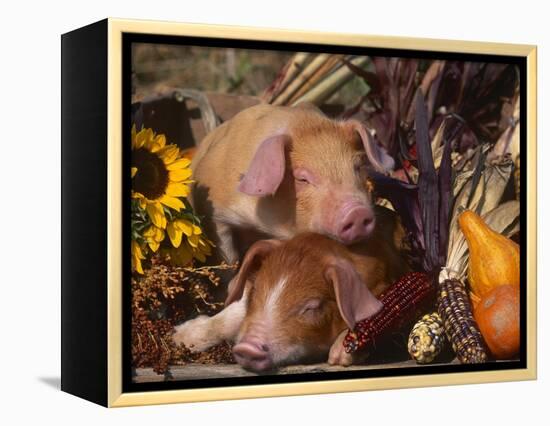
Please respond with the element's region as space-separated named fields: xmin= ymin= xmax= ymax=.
xmin=163 ymin=218 xmax=215 ymax=266
xmin=190 ymin=234 xmax=215 ymax=263
xmin=131 ymin=240 xmax=146 ymax=274
xmin=143 ymin=224 xmax=165 ymax=252
xmin=131 ymin=125 xmax=193 ymax=229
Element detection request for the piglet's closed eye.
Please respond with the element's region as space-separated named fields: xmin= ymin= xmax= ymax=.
xmin=237 ymin=134 xmax=291 ymax=197
xmin=325 ymin=258 xmax=383 ymax=330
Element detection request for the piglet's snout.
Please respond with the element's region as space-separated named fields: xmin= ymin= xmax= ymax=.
xmin=233 ymin=339 xmax=274 ymax=372
xmin=337 ymin=203 xmax=375 ymax=244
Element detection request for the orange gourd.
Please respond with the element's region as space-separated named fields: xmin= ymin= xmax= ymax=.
xmin=458 ymin=210 xmax=520 ymax=298
xmin=474 ymin=285 xmax=520 ymax=359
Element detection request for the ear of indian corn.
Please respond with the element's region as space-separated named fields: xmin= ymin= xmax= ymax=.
xmin=408 ymin=312 xmax=446 ymax=364
xmin=437 ymin=278 xmax=488 ymax=363
xmin=343 ymin=272 xmax=436 ymax=354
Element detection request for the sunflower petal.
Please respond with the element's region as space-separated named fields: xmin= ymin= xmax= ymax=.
xmin=148 ymin=240 xmax=160 ymax=252
xmin=146 ymin=202 xmax=167 ymax=229
xmin=131 ymin=241 xmax=146 ymax=274
xmin=198 ymin=238 xmax=213 ymax=255
xmin=132 ymin=240 xmax=146 ymax=259
xmin=131 ymin=167 xmax=138 ymax=178
xmin=157 ymin=145 xmax=179 ymax=164
xmin=171 ymin=244 xmax=193 ymax=267
xmin=143 ymin=132 xmax=155 ymax=151
xmin=193 ymin=251 xmax=206 ymax=263
xmin=143 ymin=225 xmax=165 ymax=243
xmin=135 ymin=128 xmax=153 ymax=150
xmin=169 ymin=168 xmax=193 ymax=182
xmin=150 ymin=134 xmax=167 ymax=152
xmin=166 ymin=182 xmax=190 ymax=198
xmin=167 ymin=222 xmax=183 ymax=248
xmin=196 ymin=247 xmax=211 ymax=259
xmin=166 ymin=157 xmax=191 ymax=170
xmin=192 ymin=224 xmax=202 ymax=235
xmin=188 ymin=234 xmax=200 ymax=248
xmin=159 ymin=195 xmax=185 ymax=211
xmin=133 ymin=257 xmax=144 ymax=274
xmin=175 ymin=219 xmax=194 ymax=236
xmin=154 ymin=227 xmax=165 ymax=242
xmin=143 ymin=226 xmax=155 ymax=238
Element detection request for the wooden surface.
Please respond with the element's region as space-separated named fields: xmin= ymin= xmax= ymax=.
xmin=134 ymin=359 xmax=460 ymax=383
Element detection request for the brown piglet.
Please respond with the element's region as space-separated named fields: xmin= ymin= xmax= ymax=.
xmin=173 ymin=210 xmax=407 ymax=372
xmin=190 ymin=103 xmax=394 ymax=263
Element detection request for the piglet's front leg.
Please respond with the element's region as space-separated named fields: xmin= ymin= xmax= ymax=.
xmin=213 ymin=221 xmax=240 ymax=264
xmin=327 ymin=330 xmax=368 ymax=367
xmin=172 ymin=292 xmax=247 ymax=352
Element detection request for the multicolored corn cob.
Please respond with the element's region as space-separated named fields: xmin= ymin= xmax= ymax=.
xmin=343 ymin=271 xmax=436 ymax=354
xmin=408 ymin=312 xmax=446 ymax=364
xmin=437 ymin=278 xmax=488 ymax=363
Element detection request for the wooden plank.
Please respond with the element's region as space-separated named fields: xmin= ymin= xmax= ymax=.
xmin=134 ymin=359 xmax=460 ymax=383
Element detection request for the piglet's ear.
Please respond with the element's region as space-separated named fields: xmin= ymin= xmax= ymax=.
xmin=325 ymin=258 xmax=383 ymax=330
xmin=237 ymin=134 xmax=290 ymax=196
xmin=225 ymin=239 xmax=282 ymax=306
xmin=348 ymin=120 xmax=394 ymax=173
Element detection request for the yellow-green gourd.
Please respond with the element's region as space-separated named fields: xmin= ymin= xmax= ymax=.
xmin=458 ymin=210 xmax=520 ymax=298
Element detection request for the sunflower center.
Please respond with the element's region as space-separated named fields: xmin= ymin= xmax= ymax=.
xmin=132 ymin=148 xmax=169 ymax=200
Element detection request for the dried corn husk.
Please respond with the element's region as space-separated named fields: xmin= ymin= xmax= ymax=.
xmin=431 ymin=120 xmax=447 ymax=169
xmin=292 ymin=56 xmax=368 ymax=106
xmin=488 ymin=95 xmax=520 ymax=161
xmin=287 ymin=55 xmax=344 ymax=104
xmin=404 ymin=60 xmax=446 ymax=125
xmin=263 ymin=52 xmax=312 ymax=103
xmin=272 ymin=54 xmax=331 ymax=105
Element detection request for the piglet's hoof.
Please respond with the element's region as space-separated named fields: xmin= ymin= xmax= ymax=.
xmin=172 ymin=315 xmax=218 ymax=353
xmin=327 ymin=331 xmax=354 ymax=366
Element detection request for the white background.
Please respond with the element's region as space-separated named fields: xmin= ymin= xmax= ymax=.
xmin=0 ymin=0 xmax=547 ymax=424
